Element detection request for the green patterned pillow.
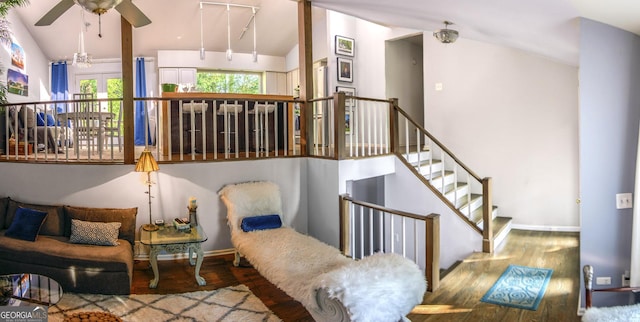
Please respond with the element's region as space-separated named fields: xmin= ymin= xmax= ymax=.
xmin=69 ymin=219 xmax=121 ymax=246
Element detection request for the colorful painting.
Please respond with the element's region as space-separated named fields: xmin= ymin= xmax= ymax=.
xmin=11 ymin=42 xmax=25 ymax=70
xmin=335 ymin=35 xmax=355 ymax=56
xmin=7 ymin=69 xmax=28 ymax=96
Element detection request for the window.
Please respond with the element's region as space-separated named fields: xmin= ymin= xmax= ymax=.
xmin=196 ymin=71 xmax=261 ymax=94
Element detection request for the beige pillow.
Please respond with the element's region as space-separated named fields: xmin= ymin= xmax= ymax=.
xmin=69 ymin=219 xmax=121 ymax=246
xmin=64 ymin=206 xmax=137 ymax=246
xmin=19 ymin=106 xmax=36 ymax=128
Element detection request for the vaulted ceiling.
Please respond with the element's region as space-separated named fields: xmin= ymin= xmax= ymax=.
xmin=12 ymin=0 xmax=640 ymax=66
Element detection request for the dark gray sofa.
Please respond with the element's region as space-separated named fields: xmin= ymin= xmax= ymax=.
xmin=0 ymin=197 xmax=137 ymax=295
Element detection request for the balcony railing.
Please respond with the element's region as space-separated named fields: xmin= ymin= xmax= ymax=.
xmin=0 ymin=95 xmax=301 ymax=163
xmin=308 ymin=93 xmax=392 ymax=159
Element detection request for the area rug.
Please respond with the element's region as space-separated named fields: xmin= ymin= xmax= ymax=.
xmin=582 ymin=303 xmax=640 ymax=322
xmin=47 ymin=284 xmax=282 ymax=322
xmin=480 ymin=264 xmax=553 ymax=311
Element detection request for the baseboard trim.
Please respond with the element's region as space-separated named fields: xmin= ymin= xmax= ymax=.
xmin=134 ymin=246 xmax=236 ymax=261
xmin=511 ymin=224 xmax=580 ymax=232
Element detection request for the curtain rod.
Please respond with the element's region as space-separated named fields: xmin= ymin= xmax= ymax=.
xmin=50 ymin=57 xmax=156 ymax=65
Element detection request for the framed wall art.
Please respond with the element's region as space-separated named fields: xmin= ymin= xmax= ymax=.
xmin=337 ymin=57 xmax=353 ymax=83
xmin=335 ymin=35 xmax=355 ymax=56
xmin=11 ymin=42 xmax=25 ymax=70
xmin=336 ymin=86 xmax=356 ymax=108
xmin=7 ymin=69 xmax=28 ymax=96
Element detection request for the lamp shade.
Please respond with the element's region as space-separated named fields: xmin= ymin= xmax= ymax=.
xmin=135 ymin=150 xmax=159 ymax=172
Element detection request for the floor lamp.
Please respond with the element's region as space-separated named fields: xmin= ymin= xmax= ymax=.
xmin=135 ymin=149 xmax=159 ymax=231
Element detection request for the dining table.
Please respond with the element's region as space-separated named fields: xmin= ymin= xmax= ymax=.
xmin=56 ymin=111 xmax=115 ymax=151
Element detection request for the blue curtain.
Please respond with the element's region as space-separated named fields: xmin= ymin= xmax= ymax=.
xmin=134 ymin=57 xmax=151 ymax=145
xmin=50 ymin=61 xmax=68 ymax=113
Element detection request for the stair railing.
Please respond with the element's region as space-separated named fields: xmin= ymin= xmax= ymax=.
xmin=309 ymin=93 xmax=494 ymax=252
xmin=389 ymin=100 xmax=494 ymax=252
xmin=339 ymin=194 xmax=440 ymax=291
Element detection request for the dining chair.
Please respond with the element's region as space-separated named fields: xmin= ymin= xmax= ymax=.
xmin=72 ymin=93 xmax=101 ymax=152
xmin=103 ymin=105 xmax=122 ymax=151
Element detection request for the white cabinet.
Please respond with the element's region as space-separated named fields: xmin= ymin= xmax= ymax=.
xmin=179 ymin=69 xmax=196 ymax=85
xmin=264 ymin=72 xmax=287 ymax=95
xmin=159 ymin=68 xmax=196 ymax=85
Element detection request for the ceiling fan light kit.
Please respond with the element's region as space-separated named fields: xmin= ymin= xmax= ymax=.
xmin=74 ymin=0 xmax=122 ymax=15
xmin=433 ymin=20 xmax=459 ymax=44
xmin=36 ymin=0 xmax=151 ymax=28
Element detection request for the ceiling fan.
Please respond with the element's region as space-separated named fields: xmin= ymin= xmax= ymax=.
xmin=35 ymin=0 xmax=151 ymax=28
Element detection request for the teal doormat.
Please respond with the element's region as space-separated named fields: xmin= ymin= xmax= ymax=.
xmin=481 ymin=264 xmax=553 ymax=311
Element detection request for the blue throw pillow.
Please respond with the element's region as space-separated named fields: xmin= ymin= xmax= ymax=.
xmin=4 ymin=207 xmax=48 ymax=242
xmin=241 ymin=214 xmax=282 ymax=232
xmin=36 ymin=112 xmax=57 ymax=126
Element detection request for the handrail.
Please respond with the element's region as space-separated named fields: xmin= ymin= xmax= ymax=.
xmin=0 ymin=95 xmax=302 ymax=164
xmin=392 ymin=102 xmax=482 ymax=182
xmin=339 ymin=194 xmax=440 ymax=291
xmin=340 ymin=194 xmax=427 ymax=221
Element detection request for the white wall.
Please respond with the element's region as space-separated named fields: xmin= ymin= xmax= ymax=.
xmin=424 ymin=36 xmax=580 ymax=229
xmin=0 ymin=159 xmax=309 ymax=256
xmin=157 ymin=50 xmax=286 ymax=72
xmin=306 ymin=158 xmax=340 ymax=246
xmin=385 ymin=158 xmax=481 ymax=269
xmin=4 ymin=11 xmax=49 ymax=102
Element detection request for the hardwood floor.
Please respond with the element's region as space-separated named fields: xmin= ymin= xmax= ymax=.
xmin=408 ymin=230 xmax=581 ymax=322
xmin=131 ymin=229 xmax=580 ymax=322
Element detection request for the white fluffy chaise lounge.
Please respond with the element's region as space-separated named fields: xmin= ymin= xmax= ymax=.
xmin=219 ymin=181 xmax=426 ymax=322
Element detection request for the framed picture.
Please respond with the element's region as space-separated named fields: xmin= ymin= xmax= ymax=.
xmin=335 ymin=35 xmax=355 ymax=56
xmin=337 ymin=57 xmax=353 ymax=83
xmin=10 ymin=42 xmax=25 ymax=70
xmin=7 ymin=69 xmax=28 ymax=96
xmin=345 ymin=111 xmax=351 ymax=134
xmin=336 ymin=86 xmax=356 ymax=108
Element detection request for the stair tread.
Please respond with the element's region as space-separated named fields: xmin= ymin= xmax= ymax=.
xmin=455 ymin=193 xmax=482 ymax=209
xmin=428 ymin=170 xmax=454 ymax=181
xmin=492 ymin=216 xmax=513 ymax=237
xmin=412 ymin=159 xmax=441 ymax=167
xmin=471 ymin=205 xmax=498 ymax=224
xmin=443 ymin=182 xmax=468 ymax=195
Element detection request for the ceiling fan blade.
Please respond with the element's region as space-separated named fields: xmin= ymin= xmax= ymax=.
xmin=35 ymin=0 xmax=75 ymax=26
xmin=115 ymin=0 xmax=151 ymax=27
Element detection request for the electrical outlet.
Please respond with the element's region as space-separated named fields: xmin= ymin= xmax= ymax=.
xmin=596 ymin=277 xmax=611 ymax=285
xmin=616 ymin=193 xmax=633 ymax=209
xmin=623 ymin=270 xmax=631 ymax=287
xmin=623 ymin=274 xmax=630 ymax=287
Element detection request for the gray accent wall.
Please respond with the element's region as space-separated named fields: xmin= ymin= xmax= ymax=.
xmin=579 ymin=18 xmax=640 ymax=307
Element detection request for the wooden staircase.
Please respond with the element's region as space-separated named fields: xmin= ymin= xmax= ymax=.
xmin=400 ymin=150 xmax=512 ymax=252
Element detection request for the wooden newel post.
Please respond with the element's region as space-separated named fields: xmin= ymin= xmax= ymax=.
xmin=335 ymin=92 xmax=346 ymax=159
xmin=339 ymin=194 xmax=351 ymax=257
xmin=389 ymin=98 xmax=399 ymax=155
xmin=482 ymin=177 xmax=493 ymax=253
xmin=426 ymin=213 xmax=440 ymax=292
